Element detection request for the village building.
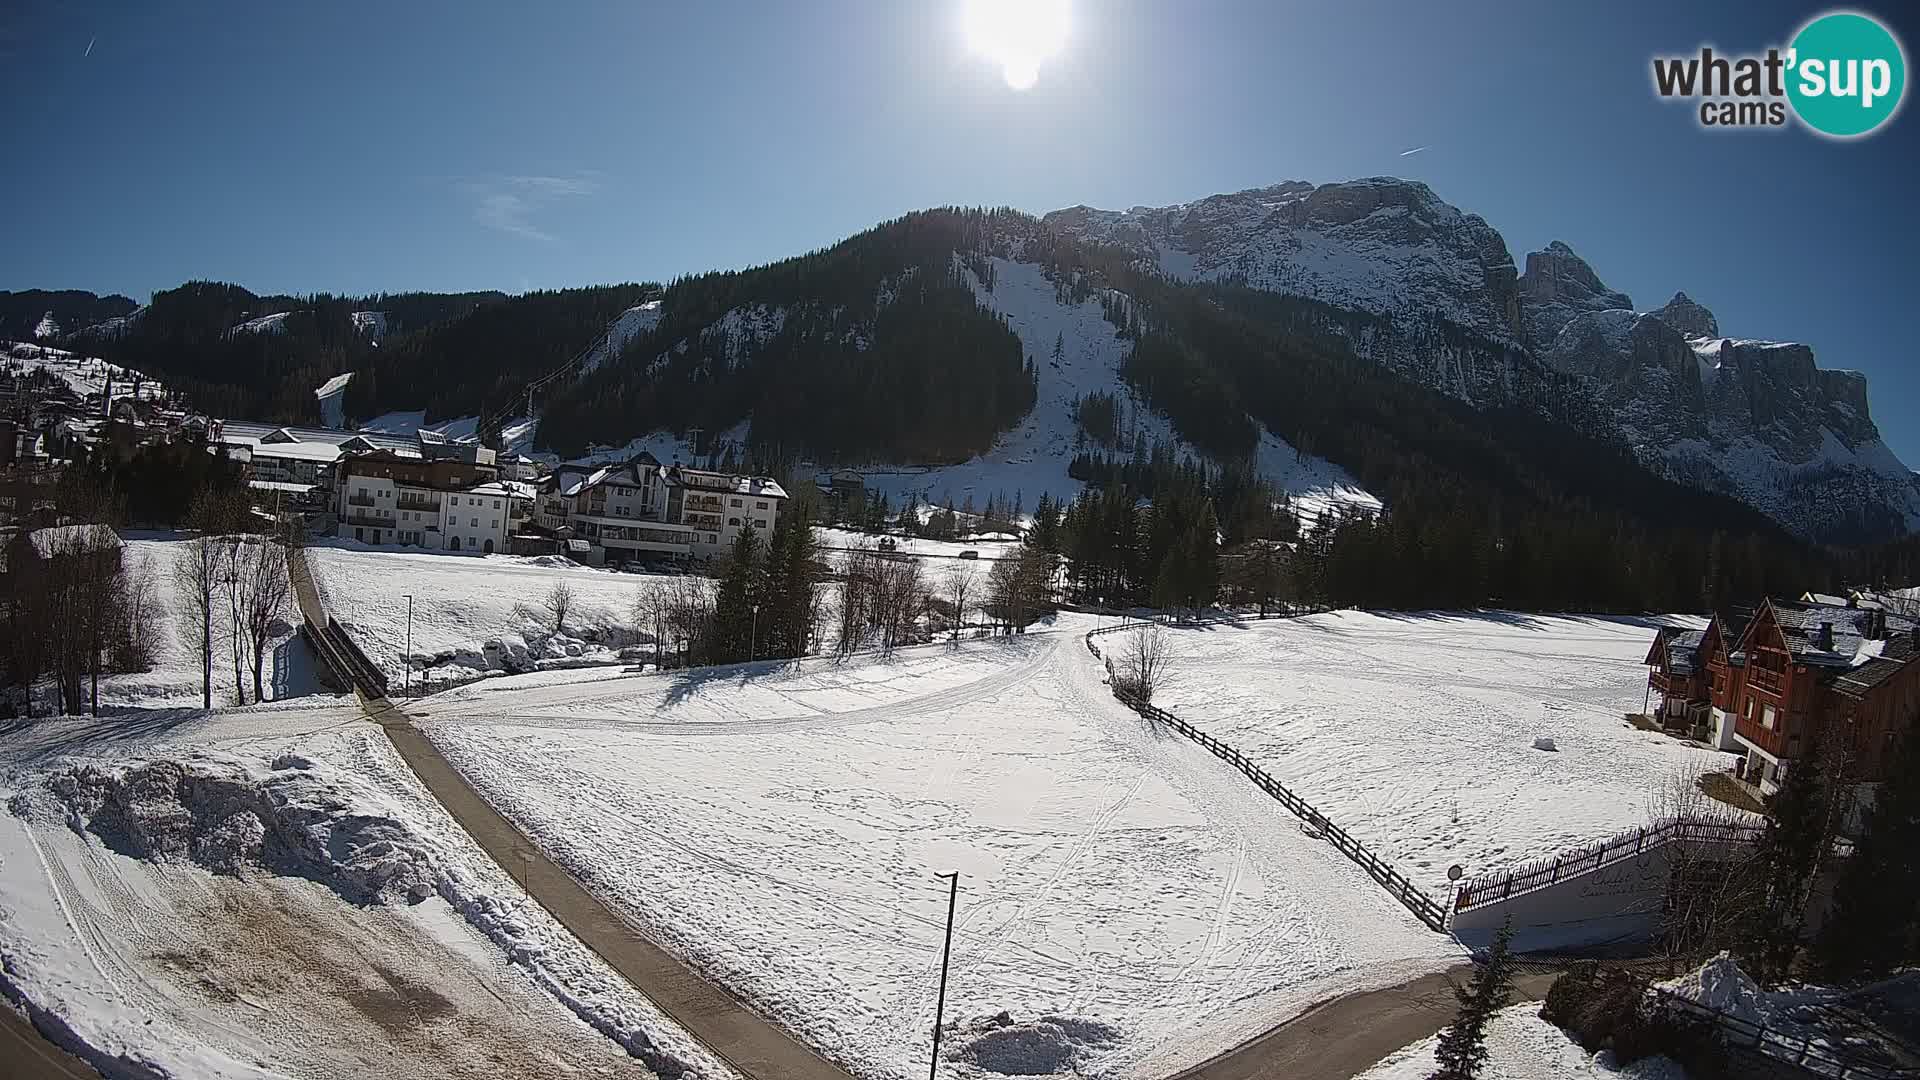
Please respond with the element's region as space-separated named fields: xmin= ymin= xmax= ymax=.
xmin=1647 ymin=596 xmax=1918 ymax=801
xmin=535 ymin=454 xmax=786 ymax=564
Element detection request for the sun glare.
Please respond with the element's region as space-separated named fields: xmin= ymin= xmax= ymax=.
xmin=963 ymin=0 xmax=1069 ymax=90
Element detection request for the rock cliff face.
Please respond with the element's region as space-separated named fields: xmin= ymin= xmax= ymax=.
xmin=1047 ymin=179 xmax=1918 ymax=542
xmin=1516 ymin=242 xmax=1634 ymax=349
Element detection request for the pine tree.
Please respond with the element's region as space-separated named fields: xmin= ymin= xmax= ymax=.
xmin=713 ymin=525 xmax=762 ymax=662
xmin=1815 ymin=730 xmax=1920 ymax=980
xmin=1431 ymin=921 xmax=1516 ymax=1080
xmin=1742 ymin=738 xmax=1832 ymax=984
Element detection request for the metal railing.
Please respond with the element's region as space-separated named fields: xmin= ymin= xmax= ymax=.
xmin=1084 ymin=615 xmax=1449 ymax=932
xmin=1453 ymin=818 xmax=1766 ymax=912
xmin=1568 ymin=965 xmax=1918 ymax=1080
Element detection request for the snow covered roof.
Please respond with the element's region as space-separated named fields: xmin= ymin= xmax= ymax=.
xmin=1664 ymin=630 xmax=1706 ymax=675
xmin=467 ymin=480 xmax=535 ymax=500
xmin=1764 ymin=598 xmax=1917 ymax=668
xmin=248 ymin=479 xmax=318 ymax=495
xmin=665 ymin=466 xmax=787 ymax=500
xmin=242 ymin=440 xmax=344 ymax=464
xmin=1831 ymin=633 xmax=1917 ymax=698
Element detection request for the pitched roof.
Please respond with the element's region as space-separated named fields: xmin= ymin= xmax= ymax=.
xmin=1763 ymin=598 xmax=1917 ymax=668
xmin=1830 ymin=633 xmax=1919 ymax=698
xmin=1665 ymin=630 xmax=1706 ymax=675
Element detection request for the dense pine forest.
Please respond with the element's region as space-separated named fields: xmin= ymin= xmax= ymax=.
xmin=537 ymin=209 xmax=1036 ymax=462
xmin=0 ymin=289 xmax=137 ymax=341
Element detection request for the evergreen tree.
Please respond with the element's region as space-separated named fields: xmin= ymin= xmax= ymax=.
xmin=1431 ymin=921 xmax=1516 ymax=1080
xmin=1815 ymin=731 xmax=1920 ymax=980
xmin=713 ymin=525 xmax=762 ymax=662
xmin=1741 ymin=740 xmax=1833 ymax=984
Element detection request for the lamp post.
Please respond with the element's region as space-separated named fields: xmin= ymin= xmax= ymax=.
xmin=403 ymin=594 xmax=414 ymax=698
xmin=678 ymin=637 xmax=687 ymax=669
xmin=750 ymin=602 xmax=760 ymax=661
xmin=929 ymin=871 xmax=959 ymax=1080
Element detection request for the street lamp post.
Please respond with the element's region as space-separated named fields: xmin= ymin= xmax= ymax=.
xmin=750 ymin=602 xmax=760 ymax=661
xmin=678 ymin=637 xmax=687 ymax=669
xmin=403 ymin=594 xmax=414 ymax=698
xmin=929 ymin=871 xmax=959 ymax=1080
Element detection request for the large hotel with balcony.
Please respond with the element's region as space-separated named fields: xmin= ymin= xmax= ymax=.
xmin=534 ymin=453 xmax=787 ymax=564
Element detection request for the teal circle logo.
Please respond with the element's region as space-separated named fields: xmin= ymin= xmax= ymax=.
xmin=1787 ymin=11 xmax=1906 ymax=137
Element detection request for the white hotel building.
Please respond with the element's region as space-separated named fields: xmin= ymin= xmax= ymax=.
xmin=538 ymin=453 xmax=787 ymax=563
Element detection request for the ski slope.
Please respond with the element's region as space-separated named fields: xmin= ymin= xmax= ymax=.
xmin=417 ymin=619 xmax=1459 ymax=1080
xmin=1151 ymin=611 xmax=1733 ymax=895
xmin=0 ymin=706 xmax=731 ymax=1079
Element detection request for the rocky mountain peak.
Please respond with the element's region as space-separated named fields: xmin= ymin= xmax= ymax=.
xmin=1515 ymin=241 xmax=1633 ymax=348
xmin=1652 ymin=291 xmax=1719 ymax=338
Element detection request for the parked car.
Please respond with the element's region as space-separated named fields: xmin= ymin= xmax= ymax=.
xmin=958 ymin=549 xmax=979 ymax=560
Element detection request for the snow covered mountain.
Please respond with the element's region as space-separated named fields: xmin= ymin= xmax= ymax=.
xmin=1046 ymin=178 xmax=1917 ymax=542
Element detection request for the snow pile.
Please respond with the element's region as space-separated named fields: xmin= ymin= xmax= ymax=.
xmin=950 ymin=1012 xmax=1123 ymax=1077
xmin=1658 ymin=952 xmax=1768 ymax=1026
xmin=14 ymin=752 xmax=436 ymax=904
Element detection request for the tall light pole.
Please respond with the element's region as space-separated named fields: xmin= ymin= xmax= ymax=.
xmin=929 ymin=871 xmax=959 ymax=1080
xmin=403 ymin=594 xmax=414 ymax=698
xmin=750 ymin=602 xmax=760 ymax=661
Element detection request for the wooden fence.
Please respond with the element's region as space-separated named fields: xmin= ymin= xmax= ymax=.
xmin=1084 ymin=622 xmax=1449 ymax=932
xmin=1453 ymin=817 xmax=1765 ymax=913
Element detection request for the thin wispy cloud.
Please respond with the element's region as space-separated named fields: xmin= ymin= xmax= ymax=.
xmin=1398 ymin=145 xmax=1428 ymax=156
xmin=463 ymin=172 xmax=602 ymax=243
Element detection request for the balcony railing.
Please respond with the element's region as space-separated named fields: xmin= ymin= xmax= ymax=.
xmin=1749 ymin=667 xmax=1786 ymax=695
xmin=342 ymin=512 xmax=388 ymax=528
xmin=683 ymin=495 xmax=725 ymax=512
xmin=346 ymin=494 xmax=376 ymax=508
xmin=396 ymin=496 xmax=441 ymax=512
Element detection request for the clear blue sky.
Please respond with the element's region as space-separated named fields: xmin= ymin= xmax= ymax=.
xmin=3 ymin=1 xmax=1916 ymax=463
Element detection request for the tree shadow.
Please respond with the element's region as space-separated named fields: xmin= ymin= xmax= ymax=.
xmin=1 ymin=708 xmax=207 ymax=762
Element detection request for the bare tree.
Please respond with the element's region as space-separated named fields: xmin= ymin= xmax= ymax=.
xmin=869 ymin=556 xmax=926 ymax=655
xmin=174 ymin=534 xmax=223 ymax=710
xmin=240 ymin=538 xmax=292 ymax=703
xmin=1645 ymin=763 xmax=1769 ymax=966
xmin=545 ymin=580 xmax=576 ymax=634
xmin=944 ymin=565 xmax=978 ymax=641
xmin=1114 ymin=624 xmax=1173 ymax=703
xmin=663 ymin=576 xmax=715 ymax=664
xmin=631 ymin=579 xmax=674 ymax=669
xmin=111 ymin=550 xmax=158 ymax=673
xmin=220 ymin=535 xmax=249 ymax=705
xmin=837 ymin=541 xmax=878 ymax=657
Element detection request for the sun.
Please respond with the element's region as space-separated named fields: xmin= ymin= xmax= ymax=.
xmin=963 ymin=0 xmax=1069 ymax=90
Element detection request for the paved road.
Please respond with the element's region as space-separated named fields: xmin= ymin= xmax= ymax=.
xmin=1167 ymin=966 xmax=1558 ymax=1080
xmin=0 ymin=1007 xmax=99 ymax=1080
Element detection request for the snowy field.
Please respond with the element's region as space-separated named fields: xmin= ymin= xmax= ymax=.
xmin=1356 ymin=1002 xmax=1685 ymax=1080
xmin=416 ymin=618 xmax=1460 ymax=1080
xmin=306 ymin=541 xmax=689 ymax=691
xmin=1151 ymin=611 xmax=1731 ymax=894
xmin=0 ymin=702 xmax=730 ymax=1079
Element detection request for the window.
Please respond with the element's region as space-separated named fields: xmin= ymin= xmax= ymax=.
xmin=756 ymin=500 xmax=768 ymax=510
xmin=728 ymin=517 xmax=740 ymax=527
xmin=755 ymin=519 xmax=767 ymax=529
xmin=492 ymin=500 xmax=500 ymax=510
xmin=471 ymin=517 xmax=480 ymax=527
xmin=491 ymin=519 xmax=499 ymax=529
xmin=1762 ymin=704 xmax=1777 ymax=730
xmin=1744 ymin=696 xmax=1755 ymax=719
xmin=707 ymin=534 xmax=718 ymax=544
xmin=730 ymin=498 xmax=743 ymax=507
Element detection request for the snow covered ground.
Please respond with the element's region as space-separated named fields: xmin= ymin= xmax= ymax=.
xmin=0 ymin=704 xmax=732 ymax=1079
xmin=1150 ymin=611 xmax=1731 ymax=895
xmin=18 ymin=535 xmax=318 ymax=715
xmin=416 ymin=617 xmax=1460 ymax=1080
xmin=1355 ymin=1002 xmax=1686 ymax=1080
xmin=305 ymin=542 xmax=685 ymax=692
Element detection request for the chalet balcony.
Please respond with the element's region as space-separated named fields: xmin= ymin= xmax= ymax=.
xmin=1748 ymin=666 xmax=1787 ymax=696
xmin=346 ymin=494 xmax=377 ymax=508
xmin=683 ymin=494 xmax=725 ymax=513
xmin=1647 ymin=670 xmax=1699 ymax=698
xmin=342 ymin=511 xmax=389 ymax=528
xmin=396 ymin=495 xmax=441 ymax=512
